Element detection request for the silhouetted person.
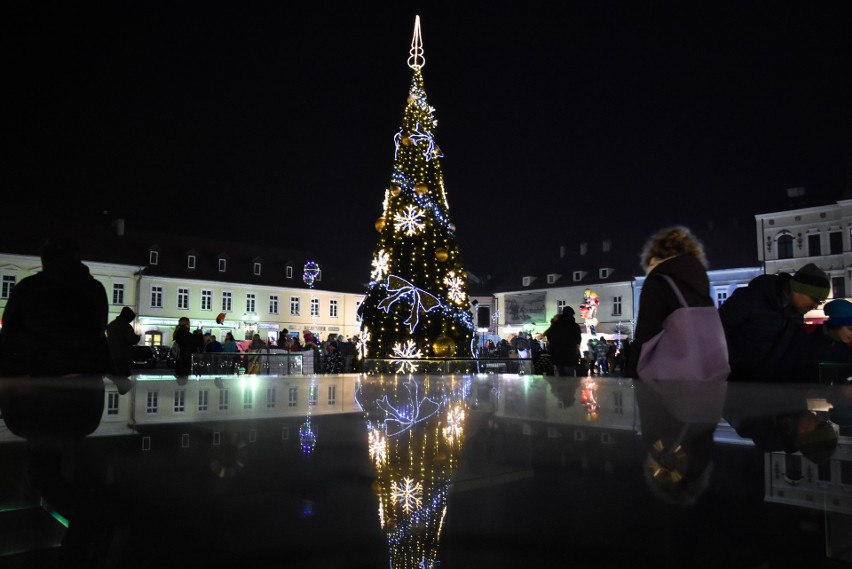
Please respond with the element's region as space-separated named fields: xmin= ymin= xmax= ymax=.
xmin=0 ymin=238 xmax=111 ymax=377
xmin=173 ymin=317 xmax=202 ymax=377
xmin=543 ymin=309 xmax=581 ymax=376
xmin=107 ymin=306 xmax=140 ymax=378
xmin=720 ymin=262 xmax=830 ymax=383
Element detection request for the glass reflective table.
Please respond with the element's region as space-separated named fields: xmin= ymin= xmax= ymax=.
xmin=0 ymin=371 xmax=850 ymax=568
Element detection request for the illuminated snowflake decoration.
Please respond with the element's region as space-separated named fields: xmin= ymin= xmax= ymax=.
xmin=368 ymin=428 xmax=388 ymax=467
xmin=371 ymin=249 xmax=390 ymax=282
xmin=443 ymin=271 xmax=465 ymax=305
xmin=391 ymin=340 xmax=423 ymax=374
xmin=357 ymin=328 xmax=370 ymax=360
xmin=391 ymin=477 xmax=423 ymax=514
xmin=443 ymin=404 xmax=465 ymax=445
xmin=393 ymin=205 xmax=426 ymax=236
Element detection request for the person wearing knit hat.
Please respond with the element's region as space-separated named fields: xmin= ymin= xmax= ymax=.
xmin=790 ymin=263 xmax=831 ymax=311
xmin=720 ymin=263 xmax=831 ymax=383
xmin=824 ymin=298 xmax=852 ymax=329
xmin=793 ymin=298 xmax=852 ymax=383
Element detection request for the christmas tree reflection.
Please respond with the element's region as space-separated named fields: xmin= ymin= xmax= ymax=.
xmin=356 ymin=374 xmax=471 ymax=569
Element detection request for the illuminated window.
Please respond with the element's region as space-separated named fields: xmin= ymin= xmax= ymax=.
xmin=150 ymin=285 xmax=163 ymax=308
xmin=146 ymin=390 xmax=159 ymax=414
xmin=174 ymin=390 xmax=186 ymax=413
xmin=112 ymin=283 xmax=124 ymax=305
xmin=107 ymin=392 xmax=120 ymax=416
xmin=177 ymin=287 xmax=189 ymax=310
xmin=198 ymin=390 xmax=209 ymax=412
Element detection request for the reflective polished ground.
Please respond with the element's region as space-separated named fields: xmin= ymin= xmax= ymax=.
xmin=0 ymin=371 xmax=850 ymax=568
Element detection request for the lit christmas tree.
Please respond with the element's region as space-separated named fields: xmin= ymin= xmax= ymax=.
xmin=358 ymin=16 xmax=475 ymax=362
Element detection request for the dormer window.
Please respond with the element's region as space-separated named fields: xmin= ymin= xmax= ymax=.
xmin=522 ymin=276 xmax=535 ymax=287
xmin=546 ymin=273 xmax=559 ymax=284
xmin=218 ymin=258 xmax=227 ymax=272
xmin=149 ymin=250 xmax=159 ymax=265
xmin=254 ymin=262 xmax=261 ymax=276
xmin=187 ymin=255 xmax=196 ymax=269
xmin=573 ymin=271 xmax=583 ymax=282
xmin=599 ymin=268 xmax=610 ymax=279
xmin=286 ymin=265 xmax=293 ymax=278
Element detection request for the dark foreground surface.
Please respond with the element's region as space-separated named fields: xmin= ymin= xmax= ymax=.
xmin=0 ymin=371 xmax=850 ymax=568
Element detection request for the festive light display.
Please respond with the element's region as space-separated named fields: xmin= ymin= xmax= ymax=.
xmin=357 ymin=15 xmax=474 ymax=360
xmin=356 ymin=373 xmax=471 ymax=569
xmin=303 ymin=261 xmax=320 ymax=288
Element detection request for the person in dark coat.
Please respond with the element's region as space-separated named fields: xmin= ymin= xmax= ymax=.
xmin=790 ymin=298 xmax=852 ymax=383
xmin=173 ymin=316 xmax=202 ymax=377
xmin=0 ymin=238 xmax=111 ymax=377
xmin=543 ymin=308 xmax=582 ymax=376
xmin=625 ymin=226 xmax=715 ymax=379
xmin=107 ymin=306 xmax=140 ymax=377
xmin=719 ymin=262 xmax=830 ymax=383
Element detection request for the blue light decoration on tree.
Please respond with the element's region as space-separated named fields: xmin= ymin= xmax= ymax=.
xmin=357 ymin=15 xmax=475 ymax=361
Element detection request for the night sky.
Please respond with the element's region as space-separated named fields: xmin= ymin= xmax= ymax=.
xmin=7 ymin=1 xmax=852 ymax=277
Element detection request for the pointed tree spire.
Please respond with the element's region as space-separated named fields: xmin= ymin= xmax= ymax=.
xmin=407 ymin=15 xmax=425 ymax=70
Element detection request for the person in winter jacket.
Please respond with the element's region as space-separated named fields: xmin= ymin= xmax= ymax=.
xmin=789 ymin=297 xmax=852 ymax=383
xmin=720 ymin=262 xmax=830 ymax=383
xmin=625 ymin=226 xmax=715 ymax=380
xmin=107 ymin=306 xmax=140 ymax=377
xmin=543 ymin=308 xmax=582 ymax=376
xmin=0 ymin=238 xmax=111 ymax=377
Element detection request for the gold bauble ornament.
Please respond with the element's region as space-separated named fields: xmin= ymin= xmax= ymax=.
xmin=390 ymin=184 xmax=401 ymax=196
xmin=401 ymin=133 xmax=412 ymax=146
xmin=374 ymin=217 xmax=386 ymax=232
xmin=432 ymin=334 xmax=457 ymax=358
xmin=435 ymin=247 xmax=449 ymax=262
xmin=414 ymin=182 xmax=428 ymax=195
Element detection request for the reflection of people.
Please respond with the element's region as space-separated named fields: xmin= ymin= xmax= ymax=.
xmin=0 ymin=238 xmax=111 ymax=377
xmin=625 ymin=226 xmax=714 ymax=380
xmin=636 ymin=380 xmax=726 ymax=506
xmin=720 ymin=262 xmax=830 ymax=383
xmin=107 ymin=306 xmax=141 ymax=377
xmin=545 ymin=376 xmax=579 ymax=407
xmin=0 ymin=375 xmax=129 ymax=565
xmin=723 ymin=383 xmax=838 ymax=466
